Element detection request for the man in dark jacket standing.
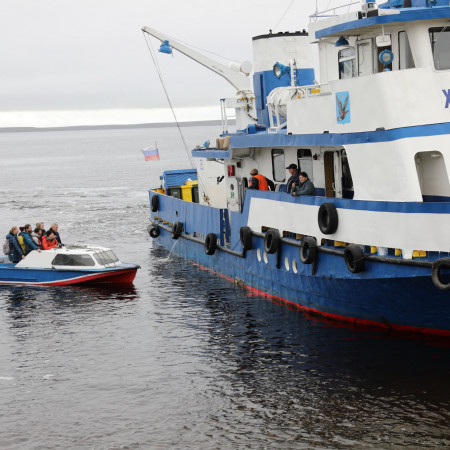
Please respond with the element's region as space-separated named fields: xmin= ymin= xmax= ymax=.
xmin=50 ymin=223 xmax=63 ymax=245
xmin=20 ymin=224 xmax=41 ymax=255
xmin=286 ymin=163 xmax=300 ymax=194
xmin=292 ymin=172 xmax=316 ymax=196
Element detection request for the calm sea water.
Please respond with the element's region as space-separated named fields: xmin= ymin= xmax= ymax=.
xmin=0 ymin=126 xmax=449 ymax=449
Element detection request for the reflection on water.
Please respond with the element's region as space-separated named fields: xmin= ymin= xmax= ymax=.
xmin=0 ymin=128 xmax=449 ymax=448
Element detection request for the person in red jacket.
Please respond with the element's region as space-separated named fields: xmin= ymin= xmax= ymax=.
xmin=42 ymin=230 xmax=61 ymax=250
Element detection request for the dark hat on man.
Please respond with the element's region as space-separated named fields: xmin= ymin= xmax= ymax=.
xmin=46 ymin=229 xmax=55 ymax=237
xmin=286 ymin=163 xmax=298 ymax=170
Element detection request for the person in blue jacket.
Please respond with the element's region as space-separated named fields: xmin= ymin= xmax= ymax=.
xmin=6 ymin=226 xmax=25 ymax=263
xmin=20 ymin=224 xmax=42 ymax=255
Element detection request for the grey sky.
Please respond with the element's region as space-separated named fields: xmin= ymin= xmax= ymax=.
xmin=0 ymin=0 xmax=333 ymax=125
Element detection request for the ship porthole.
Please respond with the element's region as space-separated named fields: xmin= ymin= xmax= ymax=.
xmin=284 ymin=257 xmax=290 ymax=271
xmin=257 ymin=249 xmax=262 ymax=262
xmin=263 ymin=251 xmax=268 ymax=264
xmin=292 ymin=259 xmax=298 ymax=274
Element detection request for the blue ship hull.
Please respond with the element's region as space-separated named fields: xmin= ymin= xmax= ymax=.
xmin=149 ymin=191 xmax=450 ymax=336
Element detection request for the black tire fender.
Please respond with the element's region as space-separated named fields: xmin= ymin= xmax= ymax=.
xmin=344 ymin=244 xmax=365 ymax=273
xmin=299 ymin=236 xmax=318 ymax=265
xmin=264 ymin=228 xmax=280 ymax=254
xmin=318 ymin=203 xmax=338 ymax=235
xmin=240 ymin=226 xmax=253 ymax=251
xmin=148 ymin=225 xmax=160 ymax=238
xmin=171 ymin=221 xmax=183 ymax=240
xmin=151 ymin=195 xmax=159 ymax=212
xmin=432 ymin=258 xmax=450 ymax=291
xmin=204 ymin=233 xmax=218 ymax=255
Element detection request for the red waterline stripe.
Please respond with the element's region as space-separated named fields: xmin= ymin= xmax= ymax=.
xmin=192 ymin=263 xmax=450 ymax=338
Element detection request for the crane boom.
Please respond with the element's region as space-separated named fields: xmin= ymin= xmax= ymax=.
xmin=142 ymin=26 xmax=252 ymax=92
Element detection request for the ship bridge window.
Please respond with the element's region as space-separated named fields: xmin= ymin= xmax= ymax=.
xmin=52 ymin=254 xmax=96 ymax=266
xmin=272 ymin=149 xmax=285 ymax=182
xmin=357 ymin=39 xmax=373 ymax=76
xmin=297 ymin=149 xmax=313 ymax=182
xmin=338 ymin=47 xmax=356 ymax=79
xmin=399 ymin=31 xmax=415 ymax=69
xmin=430 ymin=27 xmax=450 ymax=70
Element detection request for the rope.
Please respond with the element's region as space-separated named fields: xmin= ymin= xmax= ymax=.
xmin=273 ymin=0 xmax=295 ymax=32
xmin=142 ymin=32 xmax=211 ymax=204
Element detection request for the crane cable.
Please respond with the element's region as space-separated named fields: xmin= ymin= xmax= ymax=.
xmin=142 ymin=31 xmax=211 ymax=204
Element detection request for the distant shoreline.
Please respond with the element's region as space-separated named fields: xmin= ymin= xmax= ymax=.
xmin=0 ymin=119 xmax=233 ymax=133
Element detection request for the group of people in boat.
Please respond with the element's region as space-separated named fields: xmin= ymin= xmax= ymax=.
xmin=248 ymin=164 xmax=316 ymax=196
xmin=5 ymin=223 xmax=63 ymax=263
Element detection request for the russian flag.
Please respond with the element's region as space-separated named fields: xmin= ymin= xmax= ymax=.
xmin=142 ymin=146 xmax=160 ymax=161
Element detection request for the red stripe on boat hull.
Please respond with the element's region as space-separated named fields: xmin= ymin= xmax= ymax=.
xmin=192 ymin=263 xmax=450 ymax=338
xmin=46 ymin=268 xmax=138 ymax=286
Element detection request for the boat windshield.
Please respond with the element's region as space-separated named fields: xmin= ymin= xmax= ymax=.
xmin=429 ymin=27 xmax=450 ymax=70
xmin=52 ymin=254 xmax=96 ymax=266
xmin=94 ymin=250 xmax=119 ymax=265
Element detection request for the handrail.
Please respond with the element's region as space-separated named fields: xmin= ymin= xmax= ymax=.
xmin=310 ymin=1 xmax=360 ymax=20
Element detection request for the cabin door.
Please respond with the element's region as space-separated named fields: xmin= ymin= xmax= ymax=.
xmin=226 ymin=176 xmax=242 ymax=212
xmin=324 ymin=152 xmax=335 ymax=197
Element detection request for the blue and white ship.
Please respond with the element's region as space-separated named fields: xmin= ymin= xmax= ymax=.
xmin=144 ymin=0 xmax=450 ymax=337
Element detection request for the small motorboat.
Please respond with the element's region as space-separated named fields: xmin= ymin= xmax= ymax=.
xmin=0 ymin=245 xmax=140 ymax=286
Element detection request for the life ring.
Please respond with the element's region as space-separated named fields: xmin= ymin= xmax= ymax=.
xmin=148 ymin=225 xmax=160 ymax=238
xmin=240 ymin=226 xmax=253 ymax=251
xmin=264 ymin=228 xmax=280 ymax=254
xmin=299 ymin=236 xmax=317 ymax=265
xmin=151 ymin=195 xmax=159 ymax=212
xmin=431 ymin=258 xmax=450 ymax=291
xmin=318 ymin=203 xmax=338 ymax=234
xmin=171 ymin=221 xmax=183 ymax=240
xmin=204 ymin=233 xmax=218 ymax=255
xmin=344 ymin=244 xmax=365 ymax=273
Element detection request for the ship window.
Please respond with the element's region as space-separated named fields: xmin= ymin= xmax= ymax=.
xmin=399 ymin=31 xmax=415 ymax=69
xmin=94 ymin=250 xmax=119 ymax=265
xmin=429 ymin=27 xmax=450 ymax=70
xmin=297 ymin=149 xmax=313 ymax=182
xmin=338 ymin=47 xmax=356 ymax=79
xmin=272 ymin=149 xmax=285 ymax=182
xmin=415 ymin=151 xmax=450 ymax=201
xmin=357 ymin=39 xmax=373 ymax=76
xmin=52 ymin=254 xmax=96 ymax=266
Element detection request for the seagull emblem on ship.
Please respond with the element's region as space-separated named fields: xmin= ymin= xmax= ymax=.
xmin=336 ymin=93 xmax=349 ymax=122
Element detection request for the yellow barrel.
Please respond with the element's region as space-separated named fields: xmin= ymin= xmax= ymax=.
xmin=181 ymin=184 xmax=193 ymax=202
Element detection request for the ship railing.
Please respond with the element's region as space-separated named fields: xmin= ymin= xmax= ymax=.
xmin=267 ymin=83 xmax=331 ymax=133
xmin=309 ymin=1 xmax=360 ymax=20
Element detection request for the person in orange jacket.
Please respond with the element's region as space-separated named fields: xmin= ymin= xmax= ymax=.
xmin=42 ymin=229 xmax=61 ymax=250
xmin=248 ymin=168 xmax=275 ymax=191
